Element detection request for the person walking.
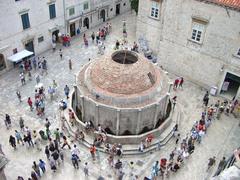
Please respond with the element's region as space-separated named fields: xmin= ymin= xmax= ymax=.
xmin=83 ymin=162 xmax=89 ymax=176
xmin=217 ymin=157 xmax=226 ymax=172
xmin=59 ymin=49 xmax=63 ymax=60
xmin=9 ymin=135 xmax=16 ymax=149
xmin=35 ymin=74 xmax=40 ymax=85
xmin=207 ymin=156 xmax=216 ymax=171
xmin=175 ymin=133 xmax=180 ymax=144
xmin=71 ymin=154 xmax=79 ymax=169
xmin=32 ymin=161 xmax=41 ymax=177
xmin=39 ymin=159 xmax=46 ymax=174
xmin=49 ymin=157 xmax=57 ymax=172
xmin=64 ymin=85 xmax=70 ymax=99
xmin=69 ymin=59 xmax=72 ymax=70
xmin=15 ymin=130 xmax=24 ymax=145
xmin=16 ymin=91 xmax=22 ymax=103
xmin=61 ymin=136 xmax=71 ymax=149
xmin=5 ymin=114 xmax=11 ymax=129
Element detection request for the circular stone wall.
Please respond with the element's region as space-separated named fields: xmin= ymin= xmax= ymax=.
xmin=73 ymin=50 xmax=171 ymax=138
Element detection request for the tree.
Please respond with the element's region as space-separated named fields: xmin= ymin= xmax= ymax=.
xmin=130 ymin=0 xmax=139 ymax=15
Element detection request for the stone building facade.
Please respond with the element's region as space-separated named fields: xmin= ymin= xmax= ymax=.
xmin=65 ymin=0 xmax=130 ymax=37
xmin=0 ymin=0 xmax=64 ymax=73
xmin=137 ymin=0 xmax=240 ymax=99
xmin=0 ymin=0 xmax=130 ymax=74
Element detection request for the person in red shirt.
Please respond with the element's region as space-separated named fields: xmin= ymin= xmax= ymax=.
xmin=173 ymin=78 xmax=179 ymax=90
xmin=179 ymin=77 xmax=184 ymax=89
xmin=89 ymin=145 xmax=96 ymax=160
xmin=27 ymin=97 xmax=33 ymax=111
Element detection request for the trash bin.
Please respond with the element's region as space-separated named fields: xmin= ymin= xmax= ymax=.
xmin=210 ymin=86 xmax=218 ymax=96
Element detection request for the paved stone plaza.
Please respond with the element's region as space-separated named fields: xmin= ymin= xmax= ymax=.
xmin=0 ymin=12 xmax=239 ymax=180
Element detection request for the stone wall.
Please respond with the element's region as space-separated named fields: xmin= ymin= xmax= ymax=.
xmin=75 ymin=86 xmax=170 ymax=135
xmin=137 ymin=0 xmax=240 ymax=90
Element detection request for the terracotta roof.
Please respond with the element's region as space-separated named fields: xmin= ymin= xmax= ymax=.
xmin=199 ymin=0 xmax=240 ymax=10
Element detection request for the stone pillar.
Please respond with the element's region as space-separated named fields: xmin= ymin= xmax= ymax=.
xmin=154 ymin=103 xmax=160 ymax=127
xmin=95 ymin=104 xmax=99 ymax=126
xmin=73 ymin=85 xmax=78 ymax=112
xmin=80 ymin=95 xmax=84 ymax=121
xmin=164 ymin=93 xmax=171 ymax=116
xmin=116 ymin=109 xmax=120 ymax=135
xmin=136 ymin=109 xmax=142 ymax=134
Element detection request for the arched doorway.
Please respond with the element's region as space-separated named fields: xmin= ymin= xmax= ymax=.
xmin=100 ymin=9 xmax=106 ymax=22
xmin=0 ymin=54 xmax=6 ymax=71
xmin=83 ymin=17 xmax=89 ymax=29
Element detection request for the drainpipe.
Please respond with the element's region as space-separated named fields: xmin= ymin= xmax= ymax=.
xmin=63 ymin=0 xmax=67 ymax=34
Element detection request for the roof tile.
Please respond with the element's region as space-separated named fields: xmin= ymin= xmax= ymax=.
xmin=202 ymin=0 xmax=240 ymax=10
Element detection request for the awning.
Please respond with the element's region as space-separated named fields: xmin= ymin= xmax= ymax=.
xmin=7 ymin=49 xmax=33 ymax=62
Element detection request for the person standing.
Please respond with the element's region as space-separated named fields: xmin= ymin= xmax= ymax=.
xmin=45 ymin=145 xmax=50 ymax=160
xmin=179 ymin=77 xmax=184 ymax=89
xmin=64 ymin=85 xmax=70 ymax=99
xmin=19 ymin=117 xmax=25 ymax=131
xmin=69 ymin=59 xmax=72 ymax=70
xmin=39 ymin=159 xmax=46 ymax=174
xmin=172 ymin=96 xmax=177 ymax=110
xmin=173 ymin=78 xmax=179 ymax=90
xmin=90 ymin=145 xmax=96 ymax=160
xmin=9 ymin=135 xmax=16 ymax=149
xmin=91 ymin=32 xmax=95 ymax=43
xmin=20 ymin=72 xmax=26 ymax=85
xmin=27 ymin=97 xmax=33 ymax=111
xmin=16 ymin=91 xmax=22 ymax=103
xmin=59 ymin=49 xmax=63 ymax=60
xmin=203 ymin=91 xmax=209 ymax=107
xmin=32 ymin=56 xmax=37 ymax=70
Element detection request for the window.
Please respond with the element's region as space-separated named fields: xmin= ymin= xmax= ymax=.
xmin=49 ymin=4 xmax=56 ymax=19
xmin=191 ymin=21 xmax=206 ymax=43
xmin=237 ymin=48 xmax=240 ymax=56
xmin=123 ymin=3 xmax=126 ymax=6
xmin=38 ymin=36 xmax=44 ymax=43
xmin=150 ymin=2 xmax=159 ymax=18
xmin=21 ymin=13 xmax=30 ymax=30
xmin=83 ymin=2 xmax=89 ymax=10
xmin=69 ymin=7 xmax=75 ymax=16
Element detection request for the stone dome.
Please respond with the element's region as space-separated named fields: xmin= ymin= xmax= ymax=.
xmin=85 ymin=50 xmax=160 ymax=95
